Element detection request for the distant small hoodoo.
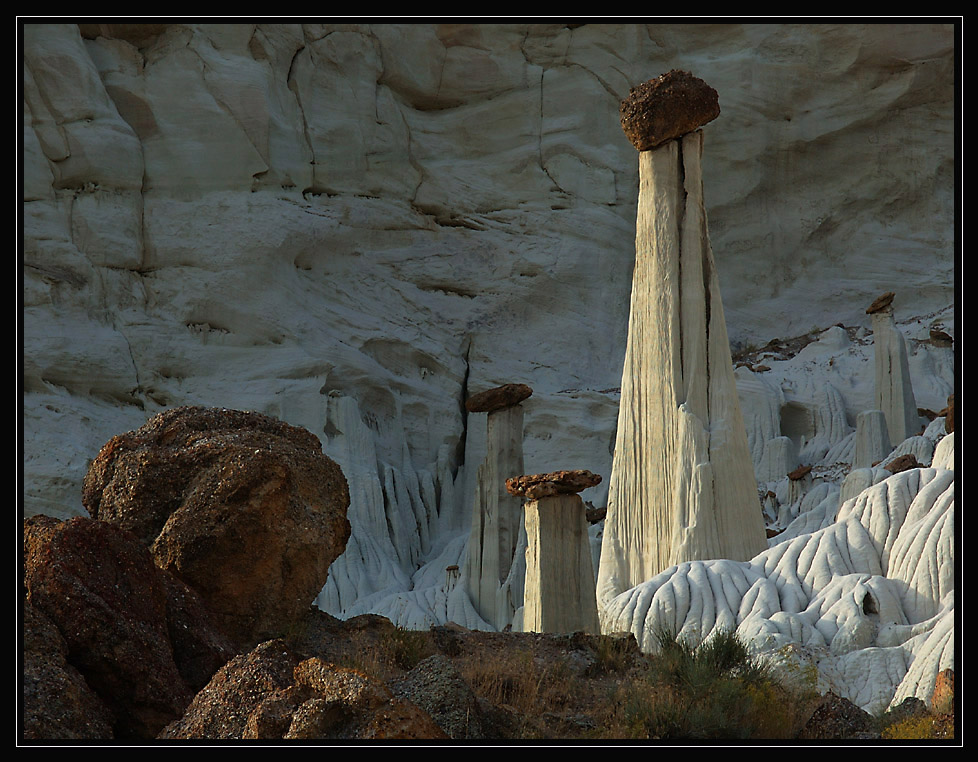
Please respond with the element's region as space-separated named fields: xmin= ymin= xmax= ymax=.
xmin=867 ymin=292 xmax=920 ymax=444
xmin=462 ymin=383 xmax=533 ymax=631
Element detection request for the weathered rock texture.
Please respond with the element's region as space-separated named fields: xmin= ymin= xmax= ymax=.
xmin=853 ymin=409 xmax=891 ymax=469
xmin=522 ymin=493 xmax=601 ymax=635
xmin=23 ymin=515 xmax=235 ymax=739
xmin=601 ymin=465 xmax=954 ymax=713
xmin=619 ymin=69 xmax=721 ymax=151
xmin=81 ymin=405 xmax=351 ymax=646
xmin=22 ymin=598 xmax=116 ymax=740
xmin=23 ymin=23 xmax=954 ymax=527
xmin=21 ymin=22 xmax=955 ymax=704
xmin=159 ymin=639 xmax=447 ymax=740
xmin=597 ymin=110 xmax=767 ymax=616
xmin=465 ymin=383 xmax=532 ymax=413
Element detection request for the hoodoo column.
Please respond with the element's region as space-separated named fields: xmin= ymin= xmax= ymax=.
xmin=596 ymin=71 xmax=768 ymax=619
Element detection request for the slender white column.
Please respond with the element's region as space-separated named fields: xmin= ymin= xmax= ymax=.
xmin=869 ymin=299 xmax=920 ymax=445
xmin=597 ymin=75 xmax=767 ymax=619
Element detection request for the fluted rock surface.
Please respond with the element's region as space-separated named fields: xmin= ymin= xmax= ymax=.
xmin=597 ymin=128 xmax=768 ymax=614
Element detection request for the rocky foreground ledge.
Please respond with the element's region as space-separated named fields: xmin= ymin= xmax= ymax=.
xmin=21 ymin=406 xmax=954 ymax=742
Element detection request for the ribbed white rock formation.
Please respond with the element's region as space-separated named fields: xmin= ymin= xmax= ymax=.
xmin=597 ymin=129 xmax=768 ymax=616
xmin=313 ymin=394 xmax=492 ymax=630
xmin=601 ymin=464 xmax=954 ymax=712
xmin=522 ymin=493 xmax=601 ymax=635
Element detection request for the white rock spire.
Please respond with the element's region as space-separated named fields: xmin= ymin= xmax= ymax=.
xmin=597 ymin=72 xmax=767 ymax=617
xmin=867 ymin=292 xmax=921 ymax=445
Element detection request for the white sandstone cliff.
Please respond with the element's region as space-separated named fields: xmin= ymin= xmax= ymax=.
xmin=22 ymin=21 xmax=956 ymax=713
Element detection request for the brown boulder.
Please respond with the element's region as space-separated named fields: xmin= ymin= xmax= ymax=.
xmin=619 ymin=70 xmax=721 ymax=152
xmin=159 ymin=639 xmax=300 ymax=740
xmin=931 ymin=668 xmax=954 ymax=715
xmin=505 ymin=469 xmax=602 ymax=500
xmin=23 ymin=515 xmax=233 ymax=739
xmin=465 ymin=383 xmax=533 ymax=413
xmin=788 ymin=464 xmax=813 ymax=481
xmin=82 ymin=406 xmax=351 ymax=646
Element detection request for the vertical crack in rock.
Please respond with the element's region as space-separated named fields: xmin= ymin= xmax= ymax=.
xmin=286 ymin=44 xmax=317 ymax=180
xmin=676 ymin=137 xmax=686 ymax=383
xmin=456 ymin=337 xmax=472 ymax=468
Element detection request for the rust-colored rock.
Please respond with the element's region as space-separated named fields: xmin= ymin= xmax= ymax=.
xmin=866 ymin=291 xmax=895 ymax=314
xmin=465 ymin=383 xmax=533 ymax=413
xmin=505 ymin=469 xmax=602 ymax=500
xmin=23 ymin=515 xmax=234 ymax=739
xmin=619 ymin=70 xmax=720 ymax=152
xmin=159 ymin=639 xmax=300 ymax=740
xmin=943 ymin=394 xmax=954 ymax=433
xmin=929 ymin=328 xmax=953 ymax=345
xmin=82 ymin=406 xmax=351 ymax=647
xmin=930 ymin=668 xmax=955 ymax=715
xmin=585 ymin=504 xmax=607 ymax=524
xmin=885 ymin=453 xmax=921 ymax=474
xmin=788 ymin=464 xmax=813 ymax=481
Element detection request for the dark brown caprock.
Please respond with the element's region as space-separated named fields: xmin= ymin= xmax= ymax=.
xmin=506 ymin=469 xmax=602 ymax=500
xmin=787 ymin=464 xmax=812 ymax=481
xmin=866 ymin=291 xmax=895 ymax=314
xmin=465 ymin=383 xmax=533 ymax=414
xmin=619 ymin=70 xmax=721 ymax=152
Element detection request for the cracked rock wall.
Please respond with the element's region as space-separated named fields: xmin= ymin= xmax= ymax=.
xmin=23 ymin=21 xmax=954 ymax=520
xmin=23 ymin=23 xmax=954 ymax=636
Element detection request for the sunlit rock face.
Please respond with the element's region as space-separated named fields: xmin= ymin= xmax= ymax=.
xmin=596 ymin=128 xmax=768 ymax=614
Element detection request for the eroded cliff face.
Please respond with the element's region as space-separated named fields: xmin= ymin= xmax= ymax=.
xmin=23 ymin=22 xmax=954 ymax=518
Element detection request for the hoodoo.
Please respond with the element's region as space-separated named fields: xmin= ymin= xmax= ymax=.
xmin=596 ymin=71 xmax=768 ymax=618
xmin=867 ymin=292 xmax=920 ymax=445
xmin=462 ymin=383 xmax=532 ymax=630
xmin=509 ymin=470 xmax=602 ymax=635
